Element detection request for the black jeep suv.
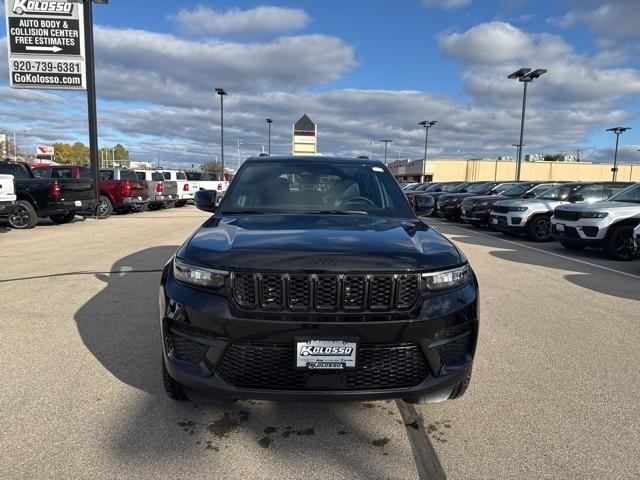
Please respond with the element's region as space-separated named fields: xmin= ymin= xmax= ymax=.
xmin=160 ymin=156 xmax=479 ymax=403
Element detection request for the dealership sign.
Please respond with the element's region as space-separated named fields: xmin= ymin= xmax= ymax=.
xmin=5 ymin=0 xmax=86 ymax=90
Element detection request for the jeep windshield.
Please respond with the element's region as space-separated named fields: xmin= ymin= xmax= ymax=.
xmin=609 ymin=184 xmax=640 ymax=204
xmin=537 ymin=184 xmax=582 ymax=201
xmin=220 ymin=160 xmax=414 ymax=217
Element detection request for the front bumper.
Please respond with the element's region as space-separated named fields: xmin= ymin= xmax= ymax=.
xmin=439 ymin=203 xmax=461 ymax=218
xmin=160 ymin=265 xmax=479 ymax=401
xmin=550 ymin=218 xmax=608 ymax=245
xmin=0 ymin=200 xmax=16 ymax=216
xmin=490 ymin=213 xmax=526 ymax=233
xmin=461 ymin=207 xmax=491 ymax=225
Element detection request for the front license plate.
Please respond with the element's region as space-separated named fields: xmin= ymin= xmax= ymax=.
xmin=138 ymin=196 xmax=142 ymax=201
xmin=74 ymin=200 xmax=82 ymax=207
xmin=295 ymin=339 xmax=357 ymax=370
xmin=556 ymin=223 xmax=565 ymax=232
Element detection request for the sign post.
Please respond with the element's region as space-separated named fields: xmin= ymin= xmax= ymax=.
xmin=5 ymin=0 xmax=103 ymax=211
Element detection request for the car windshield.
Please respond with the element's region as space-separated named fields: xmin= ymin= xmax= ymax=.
xmin=609 ymin=184 xmax=640 ymax=204
xmin=525 ymin=183 xmax=559 ymax=198
xmin=537 ymin=184 xmax=582 ymax=201
xmin=221 ymin=161 xmax=414 ymax=217
xmin=445 ymin=183 xmax=468 ymax=193
xmin=466 ymin=182 xmax=493 ymax=194
xmin=415 ymin=183 xmax=435 ymax=191
xmin=501 ymin=183 xmax=536 ymax=197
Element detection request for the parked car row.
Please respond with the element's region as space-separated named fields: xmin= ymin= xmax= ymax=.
xmin=405 ymin=180 xmax=640 ymax=261
xmin=0 ymin=160 xmax=226 ymax=230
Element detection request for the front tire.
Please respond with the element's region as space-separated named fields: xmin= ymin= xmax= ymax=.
xmin=50 ymin=211 xmax=76 ymax=224
xmin=526 ymin=215 xmax=552 ymax=242
xmin=95 ymin=195 xmax=113 ymax=219
xmin=605 ymin=225 xmax=637 ymax=261
xmin=162 ymin=357 xmax=189 ymax=401
xmin=8 ymin=200 xmax=39 ymax=229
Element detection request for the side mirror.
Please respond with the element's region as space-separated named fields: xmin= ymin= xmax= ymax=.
xmin=414 ymin=195 xmax=434 ymax=216
xmin=194 ymin=190 xmax=217 ymax=213
xmin=567 ymin=194 xmax=584 ymax=203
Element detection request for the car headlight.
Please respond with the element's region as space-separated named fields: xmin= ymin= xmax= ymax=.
xmin=510 ymin=206 xmax=528 ymax=212
xmin=422 ymin=265 xmax=469 ymax=291
xmin=580 ymin=212 xmax=608 ymax=219
xmin=173 ymin=257 xmax=227 ymax=289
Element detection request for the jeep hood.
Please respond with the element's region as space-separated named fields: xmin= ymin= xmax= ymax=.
xmin=179 ymin=215 xmax=464 ymax=271
xmin=556 ymin=201 xmax=640 ymax=212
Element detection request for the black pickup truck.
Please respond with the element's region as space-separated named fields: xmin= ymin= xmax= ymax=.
xmin=0 ymin=160 xmax=96 ymax=229
xmin=161 ymin=156 xmax=479 ymax=404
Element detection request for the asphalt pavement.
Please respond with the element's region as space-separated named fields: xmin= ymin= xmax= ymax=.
xmin=1 ymin=209 xmax=638 ymax=479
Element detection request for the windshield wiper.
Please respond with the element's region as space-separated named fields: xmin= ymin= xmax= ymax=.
xmin=302 ymin=210 xmax=368 ymax=215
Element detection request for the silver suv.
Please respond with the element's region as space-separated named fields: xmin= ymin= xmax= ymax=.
xmin=551 ymin=183 xmax=640 ymax=260
xmin=490 ymin=182 xmax=632 ymax=242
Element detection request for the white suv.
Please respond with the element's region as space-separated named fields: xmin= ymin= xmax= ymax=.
xmin=490 ymin=182 xmax=630 ymax=242
xmin=551 ymin=183 xmax=640 ymax=260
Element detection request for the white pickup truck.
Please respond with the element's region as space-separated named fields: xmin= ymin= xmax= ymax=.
xmin=161 ymin=170 xmax=194 ymax=207
xmin=185 ymin=172 xmax=229 ymax=205
xmin=0 ymin=174 xmax=17 ymax=217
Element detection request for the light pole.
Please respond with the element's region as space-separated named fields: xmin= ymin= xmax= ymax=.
xmin=369 ymin=141 xmax=373 ymax=158
xmin=508 ymin=68 xmax=547 ymax=181
xmin=266 ymin=118 xmax=272 ymax=155
xmin=237 ymin=140 xmax=243 ymax=168
xmin=380 ymin=139 xmax=393 ymax=165
xmin=606 ymin=127 xmax=630 ymax=181
xmin=215 ymin=88 xmax=228 ymax=179
xmin=418 ymin=121 xmax=437 ymax=162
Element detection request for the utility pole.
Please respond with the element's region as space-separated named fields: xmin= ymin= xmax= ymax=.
xmin=576 ymin=149 xmax=582 ymax=162
xmin=13 ymin=132 xmax=17 ymax=160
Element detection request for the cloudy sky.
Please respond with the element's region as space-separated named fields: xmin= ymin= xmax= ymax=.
xmin=1 ymin=0 xmax=639 ymax=169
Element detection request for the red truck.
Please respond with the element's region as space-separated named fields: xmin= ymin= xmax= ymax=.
xmin=32 ymin=165 xmax=149 ymax=218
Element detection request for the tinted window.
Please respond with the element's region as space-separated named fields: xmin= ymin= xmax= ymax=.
xmin=604 ymin=183 xmax=633 ymax=199
xmin=176 ymin=172 xmax=187 ymax=180
xmin=78 ymin=167 xmax=91 ymax=179
xmin=443 ymin=183 xmax=468 ymax=193
xmin=135 ymin=172 xmax=147 ymax=181
xmin=609 ymin=184 xmax=640 ymax=203
xmin=51 ymin=168 xmax=73 ymax=179
xmin=538 ymin=184 xmax=582 ymax=201
xmin=493 ymin=183 xmax=518 ymax=194
xmin=0 ymin=163 xmax=31 ymax=179
xmin=32 ymin=168 xmax=49 ymax=179
xmin=152 ymin=172 xmax=164 ymax=181
xmin=162 ymin=171 xmax=171 ymax=180
xmin=526 ymin=183 xmax=560 ymax=198
xmin=185 ymin=172 xmax=202 ymax=181
xmin=221 ymin=161 xmax=414 ymax=218
xmin=119 ymin=170 xmax=138 ymax=181
xmin=100 ymin=170 xmax=114 ymax=180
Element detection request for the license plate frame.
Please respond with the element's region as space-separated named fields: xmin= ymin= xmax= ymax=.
xmin=294 ymin=337 xmax=358 ymax=370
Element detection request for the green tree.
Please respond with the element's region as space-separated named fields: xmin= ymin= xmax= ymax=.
xmin=52 ymin=143 xmax=73 ymax=164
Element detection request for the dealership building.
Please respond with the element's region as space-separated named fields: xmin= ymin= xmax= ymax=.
xmin=388 ymin=158 xmax=640 ymax=183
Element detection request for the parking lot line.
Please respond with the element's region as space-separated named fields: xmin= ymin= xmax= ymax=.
xmin=395 ymin=400 xmax=447 ymax=480
xmin=429 ymin=219 xmax=640 ymax=281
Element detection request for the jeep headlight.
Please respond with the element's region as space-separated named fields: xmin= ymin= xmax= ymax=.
xmin=173 ymin=257 xmax=227 ymax=289
xmin=422 ymin=265 xmax=469 ymax=291
xmin=510 ymin=206 xmax=528 ymax=212
xmin=580 ymin=212 xmax=608 ymax=219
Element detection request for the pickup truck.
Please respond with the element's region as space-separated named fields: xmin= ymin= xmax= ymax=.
xmin=185 ymin=172 xmax=229 ymax=205
xmin=99 ymin=169 xmax=149 ymax=215
xmin=551 ymin=183 xmax=640 ymax=260
xmin=134 ymin=170 xmax=178 ymax=209
xmin=32 ymin=165 xmax=148 ymax=218
xmin=0 ymin=160 xmax=95 ymax=229
xmin=161 ymin=170 xmax=193 ymax=207
xmin=0 ymin=174 xmax=16 ymax=217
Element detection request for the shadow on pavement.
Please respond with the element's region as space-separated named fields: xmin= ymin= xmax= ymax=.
xmin=432 ymin=222 xmax=640 ymax=301
xmin=74 ymin=246 xmax=421 ymax=479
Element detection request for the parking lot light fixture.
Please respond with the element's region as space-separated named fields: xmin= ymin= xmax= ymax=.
xmin=215 ymin=88 xmax=228 ymax=178
xmin=606 ymin=127 xmax=631 ymax=181
xmin=380 ymin=139 xmax=393 ymax=165
xmin=508 ymin=67 xmax=547 ymax=181
xmin=418 ymin=121 xmax=437 ymax=163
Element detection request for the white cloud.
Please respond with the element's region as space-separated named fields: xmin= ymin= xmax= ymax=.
xmin=438 ymin=22 xmax=532 ymax=64
xmin=422 ymin=0 xmax=472 ymax=9
xmin=172 ymin=5 xmax=310 ymax=37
